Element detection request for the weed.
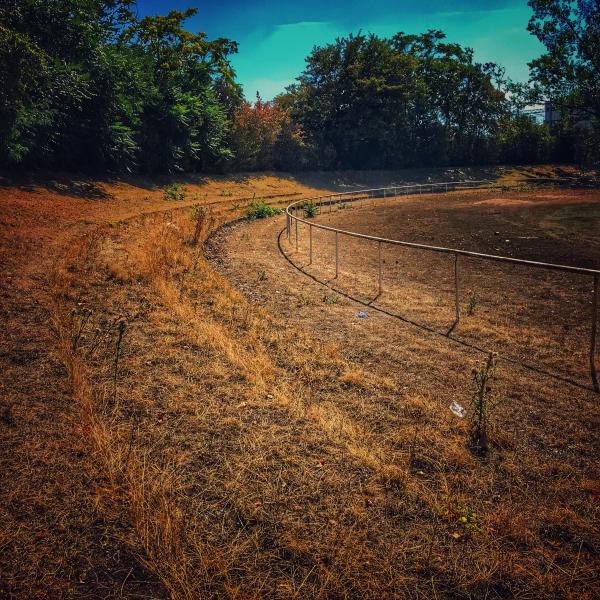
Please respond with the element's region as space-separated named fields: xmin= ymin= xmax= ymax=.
xmin=219 ymin=189 xmax=233 ymax=197
xmin=247 ymin=200 xmax=282 ymax=220
xmin=113 ymin=319 xmax=126 ymax=401
xmin=304 ymin=201 xmax=318 ymax=218
xmin=189 ymin=205 xmax=214 ymax=246
xmin=297 ymin=289 xmax=312 ymax=306
xmin=72 ymin=308 xmax=93 ymax=351
xmin=437 ymin=502 xmax=479 ymax=537
xmin=189 ymin=204 xmax=202 ymax=221
xmin=190 ymin=205 xmax=211 ymax=246
xmin=470 ymin=352 xmax=496 ymax=454
xmin=466 ymin=291 xmax=477 ymax=315
xmin=323 ymin=293 xmax=340 ymax=305
xmin=163 ymin=183 xmax=187 ymax=201
xmin=257 ymin=269 xmax=267 ymax=282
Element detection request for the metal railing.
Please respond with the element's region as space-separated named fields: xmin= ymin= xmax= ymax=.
xmin=284 ymin=181 xmax=600 ymax=391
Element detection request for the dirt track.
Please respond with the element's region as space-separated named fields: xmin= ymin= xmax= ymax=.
xmin=215 ymin=187 xmax=600 ymax=383
xmin=211 ymin=186 xmax=600 ymax=597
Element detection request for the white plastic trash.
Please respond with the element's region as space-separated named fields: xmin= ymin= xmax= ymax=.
xmin=450 ymin=401 xmax=466 ymax=418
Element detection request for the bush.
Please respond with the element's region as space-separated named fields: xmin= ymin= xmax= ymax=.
xmin=164 ymin=183 xmax=187 ymax=201
xmin=303 ymin=201 xmax=318 ymax=218
xmin=246 ymin=200 xmax=282 ymax=220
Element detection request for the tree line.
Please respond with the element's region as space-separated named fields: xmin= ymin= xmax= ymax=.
xmin=1 ymin=0 xmax=598 ymax=174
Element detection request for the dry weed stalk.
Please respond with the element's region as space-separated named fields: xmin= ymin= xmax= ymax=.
xmin=113 ymin=319 xmax=126 ymax=401
xmin=470 ymin=352 xmax=497 ymax=454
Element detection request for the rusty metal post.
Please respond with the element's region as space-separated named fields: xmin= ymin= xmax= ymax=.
xmin=378 ymin=241 xmax=383 ymax=295
xmin=454 ymin=253 xmax=460 ymax=325
xmin=592 ymin=274 xmax=599 ymax=392
xmin=295 ymin=216 xmax=298 ymax=251
xmin=287 ymin=213 xmax=291 ymax=241
xmin=335 ymin=231 xmax=339 ymax=279
xmin=309 ymin=224 xmax=313 ymax=266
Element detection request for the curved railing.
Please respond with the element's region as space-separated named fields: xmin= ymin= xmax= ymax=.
xmin=284 ymin=181 xmax=599 ymax=391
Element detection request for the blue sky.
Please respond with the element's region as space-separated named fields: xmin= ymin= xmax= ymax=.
xmin=135 ymin=0 xmax=544 ymax=100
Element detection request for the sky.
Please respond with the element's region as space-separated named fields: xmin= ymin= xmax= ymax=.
xmin=135 ymin=0 xmax=544 ymax=100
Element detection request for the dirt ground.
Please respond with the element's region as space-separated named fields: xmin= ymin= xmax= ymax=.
xmin=1 ymin=165 xmax=599 ymax=599
xmin=271 ymin=187 xmax=600 ymax=382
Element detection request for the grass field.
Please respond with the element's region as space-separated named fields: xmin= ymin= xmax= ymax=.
xmin=0 ymin=165 xmax=599 ymax=599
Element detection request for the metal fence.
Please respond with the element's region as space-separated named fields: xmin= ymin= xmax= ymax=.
xmin=284 ymin=181 xmax=600 ymax=391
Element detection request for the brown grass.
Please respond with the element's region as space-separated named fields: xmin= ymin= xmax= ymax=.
xmin=1 ymin=165 xmax=599 ymax=599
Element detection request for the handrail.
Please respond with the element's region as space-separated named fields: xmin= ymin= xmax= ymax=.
xmin=284 ymin=181 xmax=599 ymax=390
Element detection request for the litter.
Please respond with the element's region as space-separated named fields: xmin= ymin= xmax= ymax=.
xmin=356 ymin=311 xmax=369 ymax=318
xmin=450 ymin=401 xmax=466 ymax=418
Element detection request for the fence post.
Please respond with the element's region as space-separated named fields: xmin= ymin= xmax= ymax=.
xmin=454 ymin=253 xmax=461 ymax=325
xmin=592 ymin=274 xmax=599 ymax=392
xmin=335 ymin=231 xmax=339 ymax=279
xmin=295 ymin=216 xmax=298 ymax=251
xmin=378 ymin=241 xmax=383 ymax=296
xmin=309 ymin=224 xmax=313 ymax=266
xmin=287 ymin=213 xmax=290 ymax=241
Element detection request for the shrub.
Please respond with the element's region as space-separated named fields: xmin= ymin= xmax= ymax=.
xmin=246 ymin=200 xmax=282 ymax=220
xmin=303 ymin=201 xmax=318 ymax=218
xmin=164 ymin=183 xmax=187 ymax=201
xmin=323 ymin=293 xmax=340 ymax=304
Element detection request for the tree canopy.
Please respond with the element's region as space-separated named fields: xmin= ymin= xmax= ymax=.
xmin=0 ymin=0 xmax=241 ymax=172
xmin=0 ymin=0 xmax=597 ymax=173
xmin=527 ymin=0 xmax=599 ymax=163
xmin=279 ymin=31 xmax=515 ymax=169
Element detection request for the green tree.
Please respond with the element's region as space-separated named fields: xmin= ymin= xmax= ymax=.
xmin=285 ymin=31 xmax=508 ymax=169
xmin=125 ymin=8 xmax=241 ymax=172
xmin=0 ymin=2 xmax=241 ymax=173
xmin=527 ymin=0 xmax=600 ymax=163
xmin=528 ymin=0 xmax=600 ymax=122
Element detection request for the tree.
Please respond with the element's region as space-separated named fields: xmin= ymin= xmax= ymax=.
xmin=284 ymin=31 xmax=509 ymax=169
xmin=528 ymin=0 xmax=600 ymax=122
xmin=124 ymin=8 xmax=241 ymax=172
xmin=527 ymin=1 xmax=600 ymax=163
xmin=0 ymin=2 xmax=241 ymax=173
xmin=230 ymin=94 xmax=305 ymax=171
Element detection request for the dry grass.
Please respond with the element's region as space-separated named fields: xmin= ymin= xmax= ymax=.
xmin=1 ymin=165 xmax=599 ymax=599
